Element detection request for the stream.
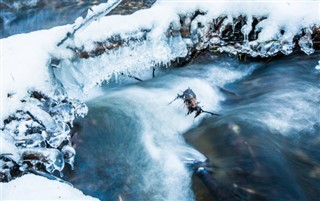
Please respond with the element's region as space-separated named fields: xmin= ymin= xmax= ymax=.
xmin=2 ymin=1 xmax=319 ymax=200
xmin=63 ymin=52 xmax=320 ymax=201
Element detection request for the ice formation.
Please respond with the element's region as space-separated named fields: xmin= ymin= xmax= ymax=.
xmin=1 ymin=0 xmax=319 ymax=185
xmin=53 ymin=1 xmax=320 ymax=96
xmin=1 ymin=91 xmax=87 ymax=181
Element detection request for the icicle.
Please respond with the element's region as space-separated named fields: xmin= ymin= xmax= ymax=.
xmin=241 ymin=17 xmax=253 ymax=45
xmin=298 ymin=28 xmax=315 ymax=55
xmin=280 ymin=40 xmax=294 ymax=55
xmin=61 ymin=145 xmax=76 ymax=170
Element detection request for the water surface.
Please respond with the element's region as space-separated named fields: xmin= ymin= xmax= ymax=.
xmin=64 ymin=52 xmax=320 ymax=201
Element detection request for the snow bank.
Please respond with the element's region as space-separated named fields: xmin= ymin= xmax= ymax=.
xmin=1 ymin=174 xmax=98 ymax=200
xmin=1 ymin=25 xmax=72 ymax=123
xmin=73 ymin=1 xmax=319 ymax=49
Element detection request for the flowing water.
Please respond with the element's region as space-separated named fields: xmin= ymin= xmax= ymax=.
xmin=185 ymin=52 xmax=320 ymax=201
xmin=64 ymin=51 xmax=320 ymax=201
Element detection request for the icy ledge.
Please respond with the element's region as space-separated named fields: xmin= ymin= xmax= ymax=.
xmin=53 ymin=1 xmax=320 ymax=97
xmin=1 ymin=0 xmax=320 ymax=190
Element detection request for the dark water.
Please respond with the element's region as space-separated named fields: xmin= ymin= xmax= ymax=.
xmin=65 ymin=97 xmax=154 ymax=200
xmin=186 ymin=52 xmax=320 ymax=201
xmin=64 ymin=52 xmax=320 ymax=201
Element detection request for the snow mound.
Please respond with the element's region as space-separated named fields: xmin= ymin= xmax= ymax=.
xmin=1 ymin=174 xmax=99 ymax=200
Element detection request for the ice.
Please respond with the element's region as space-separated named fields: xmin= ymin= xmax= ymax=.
xmin=15 ymin=133 xmax=46 ymax=148
xmin=298 ymin=29 xmax=315 ymax=55
xmin=61 ymin=145 xmax=76 ymax=169
xmin=1 ymin=92 xmax=87 ymax=180
xmin=47 ymin=129 xmax=70 ymax=149
xmin=20 ymin=148 xmax=65 ymax=174
xmin=51 ymin=1 xmax=319 ymax=98
xmin=190 ymin=15 xmax=211 ymax=50
xmin=168 ymin=34 xmax=188 ymax=58
xmin=50 ymin=104 xmax=75 ymax=124
xmin=24 ymin=103 xmax=58 ymax=133
xmin=280 ymin=40 xmax=294 ymax=55
xmin=241 ymin=17 xmax=253 ymax=45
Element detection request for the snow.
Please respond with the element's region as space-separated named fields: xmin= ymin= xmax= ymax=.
xmin=1 ymin=25 xmax=72 ymax=124
xmin=1 ymin=174 xmax=99 ymax=200
xmin=174 ymin=1 xmax=320 ymax=44
xmin=0 ymin=131 xmax=19 ymax=161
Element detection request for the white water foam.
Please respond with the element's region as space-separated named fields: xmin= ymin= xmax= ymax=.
xmin=259 ymin=87 xmax=320 ymax=135
xmin=102 ymin=76 xmax=221 ymax=200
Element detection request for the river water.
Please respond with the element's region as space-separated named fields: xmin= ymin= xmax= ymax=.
xmin=63 ymin=52 xmax=320 ymax=201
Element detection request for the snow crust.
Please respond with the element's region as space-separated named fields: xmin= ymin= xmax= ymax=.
xmin=1 ymin=174 xmax=98 ymax=200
